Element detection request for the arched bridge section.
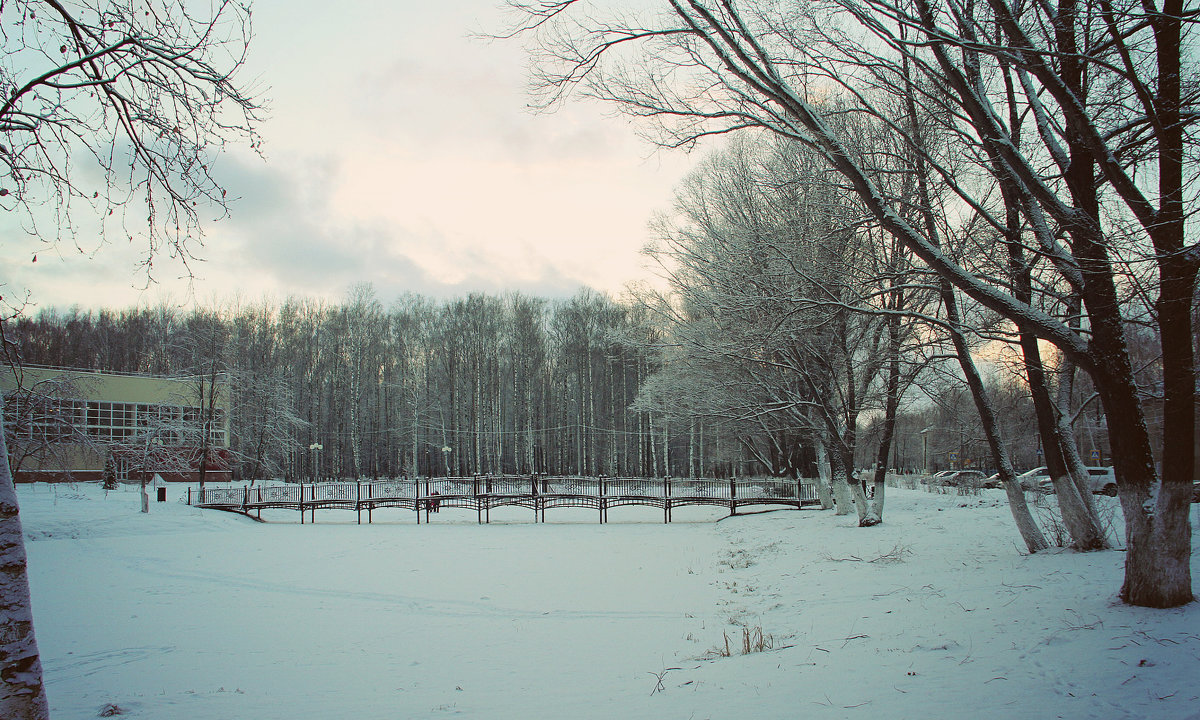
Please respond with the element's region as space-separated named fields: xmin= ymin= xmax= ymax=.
xmin=187 ymin=475 xmax=821 ymax=524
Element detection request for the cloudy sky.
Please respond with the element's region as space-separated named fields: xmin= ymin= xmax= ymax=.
xmin=1 ymin=0 xmax=697 ymax=312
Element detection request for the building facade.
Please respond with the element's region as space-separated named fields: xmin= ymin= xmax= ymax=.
xmin=2 ymin=365 xmax=231 ymax=483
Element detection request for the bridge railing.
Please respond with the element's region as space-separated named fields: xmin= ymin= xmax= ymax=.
xmin=188 ymin=475 xmax=821 ymax=523
xmin=192 ymin=486 xmax=248 ymax=506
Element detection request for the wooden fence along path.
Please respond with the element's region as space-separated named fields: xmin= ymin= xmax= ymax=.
xmin=187 ymin=475 xmax=821 ymax=524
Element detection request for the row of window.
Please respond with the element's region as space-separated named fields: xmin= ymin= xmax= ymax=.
xmin=3 ymin=395 xmax=227 ymax=445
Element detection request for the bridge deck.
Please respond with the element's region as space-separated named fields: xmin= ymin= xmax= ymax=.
xmin=187 ymin=476 xmax=821 ymax=524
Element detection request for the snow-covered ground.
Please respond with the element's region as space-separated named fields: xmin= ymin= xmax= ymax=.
xmin=18 ymin=482 xmax=1200 ymax=720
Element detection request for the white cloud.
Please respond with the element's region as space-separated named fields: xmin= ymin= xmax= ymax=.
xmin=1 ymin=0 xmax=701 ymax=313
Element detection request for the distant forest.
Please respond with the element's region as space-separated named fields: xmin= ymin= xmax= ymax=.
xmin=4 ymin=286 xmax=750 ymax=481
xmin=3 ymin=282 xmax=1111 ymax=483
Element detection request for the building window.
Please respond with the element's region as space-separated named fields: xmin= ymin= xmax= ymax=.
xmin=5 ymin=394 xmax=226 ymax=447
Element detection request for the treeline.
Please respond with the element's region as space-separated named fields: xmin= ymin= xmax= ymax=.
xmin=7 ymin=278 xmax=1116 ymax=485
xmin=6 ymin=286 xmax=761 ymax=481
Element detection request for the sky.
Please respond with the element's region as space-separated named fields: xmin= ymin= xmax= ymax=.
xmin=1 ymin=0 xmax=698 ymax=313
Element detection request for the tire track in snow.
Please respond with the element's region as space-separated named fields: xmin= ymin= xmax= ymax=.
xmin=42 ymin=646 xmax=176 ymax=681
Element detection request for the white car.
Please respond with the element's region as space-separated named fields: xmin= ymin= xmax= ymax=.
xmin=921 ymin=470 xmax=958 ymax=485
xmin=1085 ymin=467 xmax=1117 ymax=496
xmin=1016 ymin=467 xmax=1050 ymax=490
xmin=922 ymin=469 xmax=987 ymax=487
xmin=1031 ymin=466 xmax=1117 ymax=495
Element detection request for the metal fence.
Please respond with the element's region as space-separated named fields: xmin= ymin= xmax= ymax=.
xmin=188 ymin=475 xmax=821 ymax=524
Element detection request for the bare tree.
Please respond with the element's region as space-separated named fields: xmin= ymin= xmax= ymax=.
xmin=1 ymin=0 xmax=262 ymax=269
xmin=639 ymin=129 xmax=934 ymax=524
xmin=0 ymin=1 xmax=262 ymax=715
xmin=507 ymin=0 xmax=1196 ymax=608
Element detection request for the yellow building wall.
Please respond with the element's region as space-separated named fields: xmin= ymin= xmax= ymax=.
xmin=2 ymin=365 xmax=230 ymax=444
xmin=3 ymin=365 xmax=232 ymax=482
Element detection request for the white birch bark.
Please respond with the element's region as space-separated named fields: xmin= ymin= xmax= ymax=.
xmin=813 ymin=435 xmax=834 ymax=509
xmin=822 ymin=438 xmax=852 ymax=515
xmin=0 ymin=397 xmax=50 ymax=720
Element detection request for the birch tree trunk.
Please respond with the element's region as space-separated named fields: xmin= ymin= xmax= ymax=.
xmin=841 ymin=449 xmax=877 ymax=526
xmin=814 ymin=435 xmax=835 ymax=510
xmin=825 ymin=439 xmax=853 ymax=515
xmin=0 ymin=397 xmax=50 ymax=720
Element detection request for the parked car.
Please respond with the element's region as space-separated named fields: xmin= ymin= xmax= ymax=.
xmin=1085 ymin=467 xmax=1117 ymax=496
xmin=946 ymin=470 xmax=987 ymax=487
xmin=921 ymin=470 xmax=958 ymax=485
xmin=1032 ymin=466 xmax=1117 ymax=495
xmin=924 ymin=469 xmax=987 ymax=488
xmin=1015 ymin=466 xmax=1050 ymax=490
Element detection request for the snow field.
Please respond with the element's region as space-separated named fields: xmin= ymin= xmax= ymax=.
xmin=19 ymin=483 xmax=1200 ymax=719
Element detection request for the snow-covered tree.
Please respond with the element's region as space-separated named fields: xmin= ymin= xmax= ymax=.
xmin=639 ymin=132 xmax=923 ymax=524
xmin=509 ymin=0 xmax=1196 ymax=608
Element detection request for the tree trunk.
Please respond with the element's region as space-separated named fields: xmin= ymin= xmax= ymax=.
xmin=943 ymin=284 xmax=1049 ymax=553
xmin=845 ymin=454 xmax=877 ymax=527
xmin=0 ymin=397 xmax=51 ymax=720
xmin=1129 ymin=0 xmax=1194 ymax=607
xmin=869 ymin=311 xmax=903 ymax=522
xmin=1016 ymin=308 xmax=1108 ymax=549
xmin=817 ymin=434 xmax=843 ymax=513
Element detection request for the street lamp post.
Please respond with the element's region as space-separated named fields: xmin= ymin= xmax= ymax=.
xmin=441 ymin=445 xmax=452 ymax=477
xmin=309 ymin=442 xmax=323 ymax=483
xmin=920 ymin=427 xmax=931 ymax=474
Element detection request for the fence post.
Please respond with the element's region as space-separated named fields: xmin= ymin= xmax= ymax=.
xmin=604 ymin=476 xmax=610 ymax=524
xmin=357 ymin=481 xmax=362 ymax=525
xmin=664 ymin=476 xmax=670 ymax=524
xmin=730 ymin=478 xmax=737 ymax=516
xmin=300 ymin=484 xmax=306 ymax=524
xmin=187 ymin=486 xmax=192 ymax=506
xmin=475 ymin=475 xmax=482 ymax=525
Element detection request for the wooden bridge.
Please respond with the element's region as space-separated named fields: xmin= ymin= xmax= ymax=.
xmin=186 ymin=475 xmax=821 ymax=524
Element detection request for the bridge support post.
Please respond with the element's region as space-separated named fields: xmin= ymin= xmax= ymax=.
xmin=664 ymin=477 xmax=670 ymax=524
xmin=475 ymin=475 xmax=482 ymax=525
xmin=599 ymin=476 xmax=606 ymax=524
